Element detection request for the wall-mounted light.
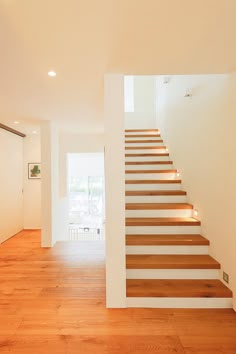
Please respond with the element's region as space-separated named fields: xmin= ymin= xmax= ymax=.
xmin=193 ymin=209 xmax=199 ymax=217
xmin=184 ymin=88 xmax=192 ymax=98
xmin=176 ymin=171 xmax=181 ymax=178
xmin=163 ymin=76 xmax=170 ymax=84
xmin=165 ymin=147 xmax=169 ymax=152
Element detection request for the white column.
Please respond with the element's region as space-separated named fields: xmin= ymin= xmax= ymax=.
xmin=41 ymin=121 xmax=59 ymax=247
xmin=104 ymin=74 xmax=126 ymax=308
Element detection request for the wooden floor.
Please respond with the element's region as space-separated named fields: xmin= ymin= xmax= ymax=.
xmin=0 ymin=230 xmax=236 ymax=353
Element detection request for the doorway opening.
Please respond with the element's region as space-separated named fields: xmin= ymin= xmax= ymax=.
xmin=67 ymin=153 xmax=105 ymax=241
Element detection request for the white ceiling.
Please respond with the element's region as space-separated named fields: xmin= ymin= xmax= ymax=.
xmin=1 ymin=118 xmax=41 ymax=136
xmin=1 ymin=0 xmax=236 ymax=134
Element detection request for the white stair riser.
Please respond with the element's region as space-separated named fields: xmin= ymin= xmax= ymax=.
xmin=126 ymin=225 xmax=201 ymax=234
xmin=125 ymin=132 xmax=160 ymax=136
xmin=126 ymin=268 xmax=219 ymax=279
xmin=125 ymin=184 xmax=181 ymax=191
xmin=126 ymin=209 xmax=193 ymax=218
xmin=125 ymin=139 xmax=161 ymax=143
xmin=126 ymin=245 xmax=209 ymax=255
xmin=125 ymin=148 xmax=167 ymax=154
xmin=126 ymin=297 xmax=233 ymax=309
xmin=126 ymin=195 xmax=187 ymax=203
xmin=125 ymin=156 xmax=170 ymax=162
xmin=125 ymin=173 xmax=177 ymax=180
xmin=125 ymin=142 xmax=163 ymax=147
xmin=126 ymin=164 xmax=174 ymax=171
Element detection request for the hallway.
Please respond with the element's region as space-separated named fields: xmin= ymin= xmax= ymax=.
xmin=0 ymin=230 xmax=236 ymax=353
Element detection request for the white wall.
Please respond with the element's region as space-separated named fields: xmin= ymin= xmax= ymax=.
xmin=41 ymin=131 xmax=105 ymax=245
xmin=60 ymin=133 xmax=104 ymax=198
xmin=41 ymin=121 xmax=68 ymax=246
xmin=41 ymin=121 xmax=53 ymax=246
xmin=156 ymin=73 xmax=236 ymax=309
xmin=125 ymin=76 xmax=157 ymax=129
xmin=68 ymin=153 xmax=104 ymax=178
xmin=0 ymin=129 xmax=23 ymax=242
xmin=23 ymin=133 xmax=41 ymax=229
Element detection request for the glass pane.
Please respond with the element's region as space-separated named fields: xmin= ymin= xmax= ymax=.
xmin=68 ymin=175 xmax=104 ymax=239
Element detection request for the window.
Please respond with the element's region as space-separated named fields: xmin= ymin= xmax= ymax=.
xmin=67 ymin=153 xmax=105 ymax=241
xmin=124 ymin=75 xmax=134 ymax=112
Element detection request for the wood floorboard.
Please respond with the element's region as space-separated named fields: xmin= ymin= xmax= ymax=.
xmin=0 ymin=230 xmax=235 ymax=353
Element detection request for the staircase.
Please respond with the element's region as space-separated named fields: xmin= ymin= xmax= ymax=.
xmin=125 ymin=129 xmax=233 ymax=308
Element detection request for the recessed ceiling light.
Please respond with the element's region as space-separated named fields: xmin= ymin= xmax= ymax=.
xmin=48 ymin=71 xmax=57 ymax=77
xmin=32 ymin=130 xmax=38 ymax=134
xmin=14 ymin=121 xmax=19 ymax=124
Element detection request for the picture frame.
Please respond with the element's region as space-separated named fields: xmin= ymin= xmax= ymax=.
xmin=28 ymin=163 xmax=41 ymax=179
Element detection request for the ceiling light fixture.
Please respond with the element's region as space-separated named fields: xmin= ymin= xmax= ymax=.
xmin=48 ymin=71 xmax=57 ymax=77
xmin=32 ymin=131 xmax=38 ymax=134
xmin=14 ymin=121 xmax=19 ymax=124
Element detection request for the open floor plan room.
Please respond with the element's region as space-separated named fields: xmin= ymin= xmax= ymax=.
xmin=0 ymin=230 xmax=236 ymax=353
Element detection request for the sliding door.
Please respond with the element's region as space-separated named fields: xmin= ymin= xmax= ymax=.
xmin=0 ymin=129 xmax=23 ymax=243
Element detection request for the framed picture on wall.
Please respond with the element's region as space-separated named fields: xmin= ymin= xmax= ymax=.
xmin=28 ymin=163 xmax=41 ymax=179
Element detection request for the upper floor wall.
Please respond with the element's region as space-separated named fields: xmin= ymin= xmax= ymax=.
xmin=156 ymin=72 xmax=236 ymax=309
xmin=125 ymin=76 xmax=157 ymax=129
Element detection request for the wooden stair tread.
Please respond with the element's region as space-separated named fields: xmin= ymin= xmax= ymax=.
xmin=126 ymin=217 xmax=200 ymax=226
xmin=125 ymin=134 xmax=161 ymax=138
xmin=126 ymin=254 xmax=220 ymax=269
xmin=125 ymin=169 xmax=177 ymax=173
xmin=126 ymin=203 xmax=193 ymax=210
xmin=125 ymin=161 xmax=173 ymax=165
xmin=125 ymin=179 xmax=181 ymax=184
xmin=125 ymin=140 xmax=163 ymax=143
xmin=126 ymin=234 xmax=209 ymax=246
xmin=126 ymin=190 xmax=186 ymax=196
xmin=126 ymin=279 xmax=232 ymax=298
xmin=125 ymin=146 xmax=166 ymax=150
xmin=125 ymin=129 xmax=159 ymax=133
xmin=125 ymin=153 xmax=169 ymax=157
